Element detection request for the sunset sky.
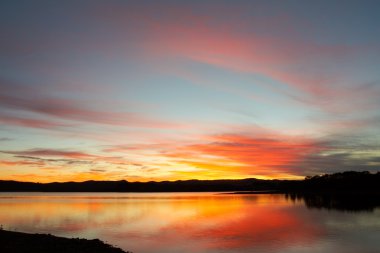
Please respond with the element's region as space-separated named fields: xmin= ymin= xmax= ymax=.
xmin=1 ymin=0 xmax=380 ymax=182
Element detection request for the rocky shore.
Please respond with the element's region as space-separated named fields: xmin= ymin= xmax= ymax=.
xmin=0 ymin=230 xmax=129 ymax=253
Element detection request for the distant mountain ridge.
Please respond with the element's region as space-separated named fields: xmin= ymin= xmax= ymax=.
xmin=1 ymin=171 xmax=379 ymax=192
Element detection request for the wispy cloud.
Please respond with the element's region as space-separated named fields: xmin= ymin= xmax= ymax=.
xmin=0 ymin=113 xmax=69 ymax=130
xmin=0 ymin=137 xmax=13 ymax=141
xmin=1 ymin=148 xmax=99 ymax=159
xmin=0 ymin=80 xmax=184 ymax=130
xmin=0 ymin=159 xmax=44 ymax=167
xmin=14 ymin=155 xmax=93 ymax=166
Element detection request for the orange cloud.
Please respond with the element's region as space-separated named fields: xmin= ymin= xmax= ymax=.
xmin=168 ymin=134 xmax=324 ymax=179
xmin=0 ymin=159 xmax=44 ymax=167
xmin=4 ymin=169 xmax=126 ymax=183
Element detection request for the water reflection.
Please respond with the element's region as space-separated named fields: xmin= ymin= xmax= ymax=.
xmin=0 ymin=192 xmax=379 ymax=253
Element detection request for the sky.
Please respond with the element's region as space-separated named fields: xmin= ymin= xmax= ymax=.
xmin=1 ymin=0 xmax=380 ymax=182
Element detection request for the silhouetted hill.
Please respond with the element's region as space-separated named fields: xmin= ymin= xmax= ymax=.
xmin=0 ymin=171 xmax=379 ymax=192
xmin=0 ymin=178 xmax=274 ymax=192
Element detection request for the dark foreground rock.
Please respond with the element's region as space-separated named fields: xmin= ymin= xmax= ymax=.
xmin=0 ymin=230 xmax=128 ymax=253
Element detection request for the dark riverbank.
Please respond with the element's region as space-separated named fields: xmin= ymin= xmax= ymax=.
xmin=225 ymin=191 xmax=380 ymax=212
xmin=0 ymin=230 xmax=128 ymax=253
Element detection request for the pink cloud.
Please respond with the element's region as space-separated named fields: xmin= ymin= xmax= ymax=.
xmin=142 ymin=12 xmax=350 ymax=90
xmin=128 ymin=7 xmax=377 ymax=122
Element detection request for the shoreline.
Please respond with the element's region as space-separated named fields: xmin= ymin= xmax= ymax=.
xmin=0 ymin=230 xmax=129 ymax=253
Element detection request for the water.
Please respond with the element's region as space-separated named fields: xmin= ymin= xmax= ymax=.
xmin=0 ymin=192 xmax=379 ymax=253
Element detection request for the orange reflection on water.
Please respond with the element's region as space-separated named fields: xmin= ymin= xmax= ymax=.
xmin=0 ymin=193 xmax=324 ymax=253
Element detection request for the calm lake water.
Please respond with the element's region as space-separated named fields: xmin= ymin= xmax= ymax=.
xmin=0 ymin=192 xmax=379 ymax=253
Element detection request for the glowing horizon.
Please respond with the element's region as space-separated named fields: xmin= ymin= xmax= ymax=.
xmin=1 ymin=1 xmax=380 ymax=183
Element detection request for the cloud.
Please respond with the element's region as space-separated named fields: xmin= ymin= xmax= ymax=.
xmin=14 ymin=155 xmax=92 ymax=165
xmin=287 ymin=81 xmax=380 ymax=127
xmin=0 ymin=113 xmax=69 ymax=130
xmin=5 ymin=170 xmax=127 ymax=183
xmin=134 ymin=5 xmax=380 ymax=129
xmin=0 ymin=137 xmax=12 ymax=141
xmin=140 ymin=8 xmax=351 ymax=89
xmin=166 ymin=132 xmax=380 ymax=178
xmin=3 ymin=149 xmax=137 ymax=169
xmin=287 ymin=136 xmax=380 ymax=175
xmin=90 ymin=168 xmax=106 ymax=173
xmin=0 ymin=159 xmax=44 ymax=167
xmin=166 ymin=133 xmax=325 ymax=178
xmin=296 ymin=152 xmax=380 ymax=174
xmin=1 ymin=149 xmax=98 ymax=159
xmin=0 ymin=79 xmax=184 ymax=130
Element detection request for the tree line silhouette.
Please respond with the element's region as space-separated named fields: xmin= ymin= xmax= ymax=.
xmin=0 ymin=171 xmax=379 ymax=193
